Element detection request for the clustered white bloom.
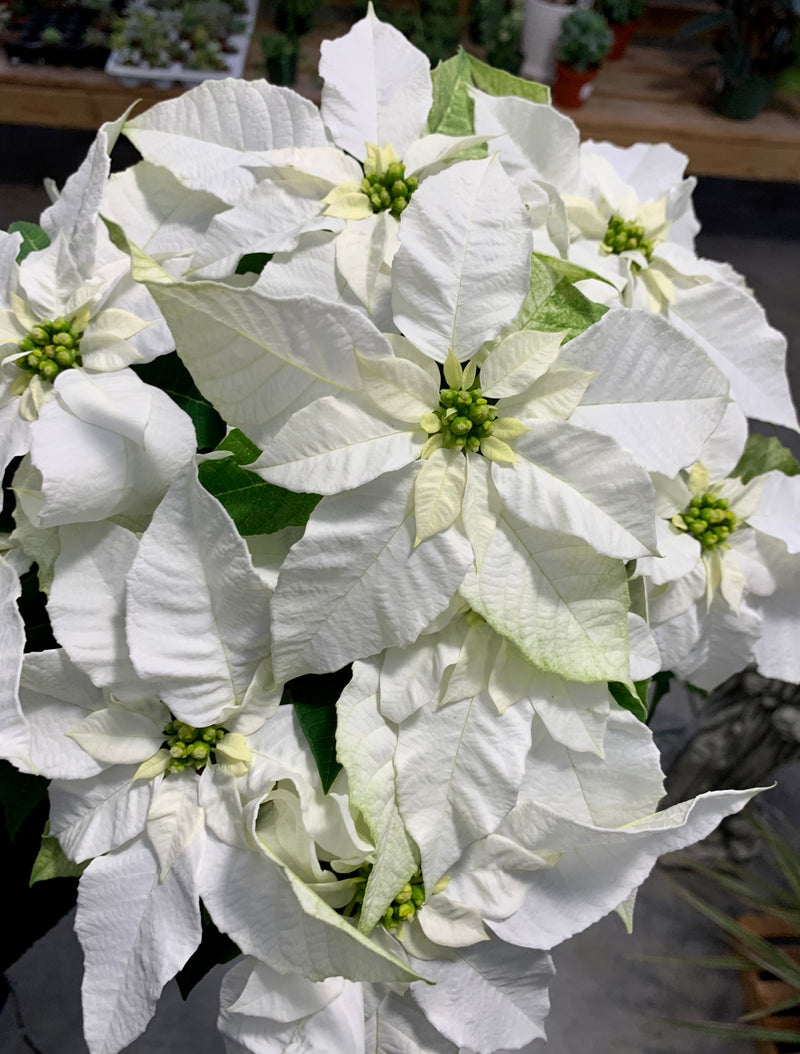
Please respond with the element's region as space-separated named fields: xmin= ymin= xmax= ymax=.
xmin=1 ymin=8 xmax=799 ymax=1053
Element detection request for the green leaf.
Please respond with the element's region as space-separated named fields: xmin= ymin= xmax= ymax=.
xmin=198 ymin=429 xmax=321 ymax=537
xmin=731 ymin=433 xmax=800 ymax=485
xmin=235 ymin=252 xmax=272 ymax=276
xmin=533 ymin=251 xmax=616 ymax=289
xmin=286 ymin=668 xmax=352 ymax=793
xmin=740 ymin=993 xmax=800 ymax=1022
xmin=608 ymin=679 xmax=649 ymax=722
xmin=0 ymin=761 xmax=48 ymax=842
xmin=175 ymin=905 xmax=240 ymax=999
xmin=428 ymin=49 xmax=475 ymax=136
xmin=30 ymin=830 xmax=87 ymax=886
xmin=660 ymin=1017 xmax=800 ymax=1043
xmin=132 ymin=351 xmax=226 ymax=451
xmin=467 ymin=52 xmax=550 ymax=104
xmin=635 ymin=953 xmax=753 ymax=971
xmin=646 ymin=669 xmax=674 ymax=725
xmin=8 ymin=221 xmax=50 ymax=263
xmin=214 ymin=427 xmax=261 ymax=464
xmin=524 ymin=276 xmax=608 ymax=341
xmin=672 ymin=881 xmax=800 ymax=990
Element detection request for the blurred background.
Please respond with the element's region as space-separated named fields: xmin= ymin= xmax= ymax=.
xmin=1 ymin=0 xmax=800 ymax=1051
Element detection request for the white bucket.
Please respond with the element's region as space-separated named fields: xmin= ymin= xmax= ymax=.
xmin=520 ymin=0 xmax=593 ymax=86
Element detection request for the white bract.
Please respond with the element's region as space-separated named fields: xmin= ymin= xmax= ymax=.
xmin=1 ymin=9 xmax=799 ymax=1054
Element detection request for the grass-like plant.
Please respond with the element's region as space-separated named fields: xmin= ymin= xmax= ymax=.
xmin=649 ymin=814 xmax=800 ymax=1046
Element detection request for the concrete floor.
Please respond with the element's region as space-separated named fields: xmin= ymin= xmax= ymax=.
xmin=2 ymin=125 xmax=800 ymax=1053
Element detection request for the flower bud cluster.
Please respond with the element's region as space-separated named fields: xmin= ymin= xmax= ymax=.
xmin=602 ymin=215 xmax=654 ymax=261
xmin=339 ymin=864 xmax=426 ymax=931
xmin=18 ymin=317 xmax=83 ymax=380
xmin=360 ymin=161 xmax=419 ymax=217
xmin=436 ymin=387 xmax=497 ymax=453
xmin=163 ymin=718 xmax=227 ymax=773
xmin=678 ymin=492 xmax=738 ymax=551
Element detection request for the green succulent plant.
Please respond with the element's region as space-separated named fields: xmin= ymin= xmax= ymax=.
xmin=556 ymin=8 xmax=613 ymax=71
xmin=596 ymin=0 xmax=645 ymax=26
xmin=40 ymin=25 xmax=63 ymax=45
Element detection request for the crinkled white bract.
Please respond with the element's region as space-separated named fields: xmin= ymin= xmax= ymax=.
xmin=124 ymin=8 xmax=484 ymax=290
xmin=641 ymin=459 xmax=800 ymax=689
xmin=245 ymin=158 xmax=737 ymax=685
xmin=471 ymin=93 xmax=798 ymax=431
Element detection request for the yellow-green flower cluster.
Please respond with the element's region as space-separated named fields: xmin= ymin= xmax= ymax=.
xmin=163 ymin=718 xmax=227 ymax=773
xmin=435 ymin=386 xmax=498 ymax=453
xmin=18 ymin=317 xmax=83 ymax=381
xmin=676 ymin=492 xmax=738 ymax=551
xmin=361 ymin=160 xmax=418 ymax=217
xmin=340 ymin=865 xmax=426 ymax=931
xmin=602 ymin=215 xmax=654 ymax=261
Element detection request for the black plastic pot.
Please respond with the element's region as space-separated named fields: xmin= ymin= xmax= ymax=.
xmin=262 ymin=35 xmax=299 ymax=86
xmin=714 ymin=74 xmax=778 ymax=120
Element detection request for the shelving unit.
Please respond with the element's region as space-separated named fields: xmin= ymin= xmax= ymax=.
xmin=1 ymin=1 xmax=799 ymax=181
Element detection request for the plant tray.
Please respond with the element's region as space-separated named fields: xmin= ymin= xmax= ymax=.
xmin=104 ymin=0 xmax=257 ymax=89
xmin=737 ymin=914 xmax=800 ymax=1054
xmin=2 ymin=4 xmax=122 ymax=70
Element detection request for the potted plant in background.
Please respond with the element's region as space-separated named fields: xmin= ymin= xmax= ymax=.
xmin=681 ymin=0 xmax=800 ymax=120
xmin=596 ymin=0 xmax=645 ymax=59
xmin=261 ymin=29 xmax=299 ymax=84
xmin=519 ymin=0 xmax=593 ymax=84
xmin=471 ymin=0 xmax=525 ymax=73
xmin=553 ymin=6 xmax=612 ymax=106
xmin=653 ymin=814 xmax=800 ymax=1051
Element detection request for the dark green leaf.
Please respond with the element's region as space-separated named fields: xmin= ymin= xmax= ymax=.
xmin=198 ymin=430 xmax=321 ymax=536
xmin=646 ymin=670 xmax=674 ymax=725
xmin=608 ymin=679 xmax=648 ymax=722
xmin=286 ymin=668 xmax=352 ymax=793
xmin=731 ymin=433 xmax=800 ymax=484
xmin=635 ymin=953 xmax=752 ymax=970
xmin=671 ymin=882 xmax=800 ymax=989
xmin=428 ymin=49 xmax=475 ymax=136
xmin=467 ymin=52 xmax=550 ymax=104
xmin=214 ymin=427 xmax=261 ymax=464
xmin=740 ymin=993 xmax=800 ymax=1022
xmin=675 ymin=10 xmax=730 ymax=43
xmin=30 ymin=831 xmax=87 ymax=886
xmin=8 ymin=221 xmax=50 ymax=263
xmin=133 ymin=351 xmax=227 ymax=451
xmin=235 ymin=253 xmax=272 ymax=276
xmin=0 ymin=761 xmax=48 ymax=842
xmin=175 ymin=905 xmax=240 ymax=999
xmin=660 ymin=1017 xmax=800 ymax=1043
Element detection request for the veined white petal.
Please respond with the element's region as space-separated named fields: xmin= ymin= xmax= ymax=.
xmin=319 ymin=7 xmax=432 ymax=160
xmin=250 ymin=394 xmax=421 ymax=495
xmin=413 ymin=447 xmax=468 ymax=544
xmin=393 ymin=156 xmax=532 ymax=362
xmin=271 ymin=466 xmax=472 ymax=680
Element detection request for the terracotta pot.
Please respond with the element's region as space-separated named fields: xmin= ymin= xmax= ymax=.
xmin=736 ymin=915 xmax=800 ymax=1054
xmin=553 ymin=62 xmax=599 ymax=108
xmin=608 ymin=19 xmax=637 ymax=61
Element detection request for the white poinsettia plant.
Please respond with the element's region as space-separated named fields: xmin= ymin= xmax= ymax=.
xmin=2 ymin=9 xmax=800 ymax=1054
